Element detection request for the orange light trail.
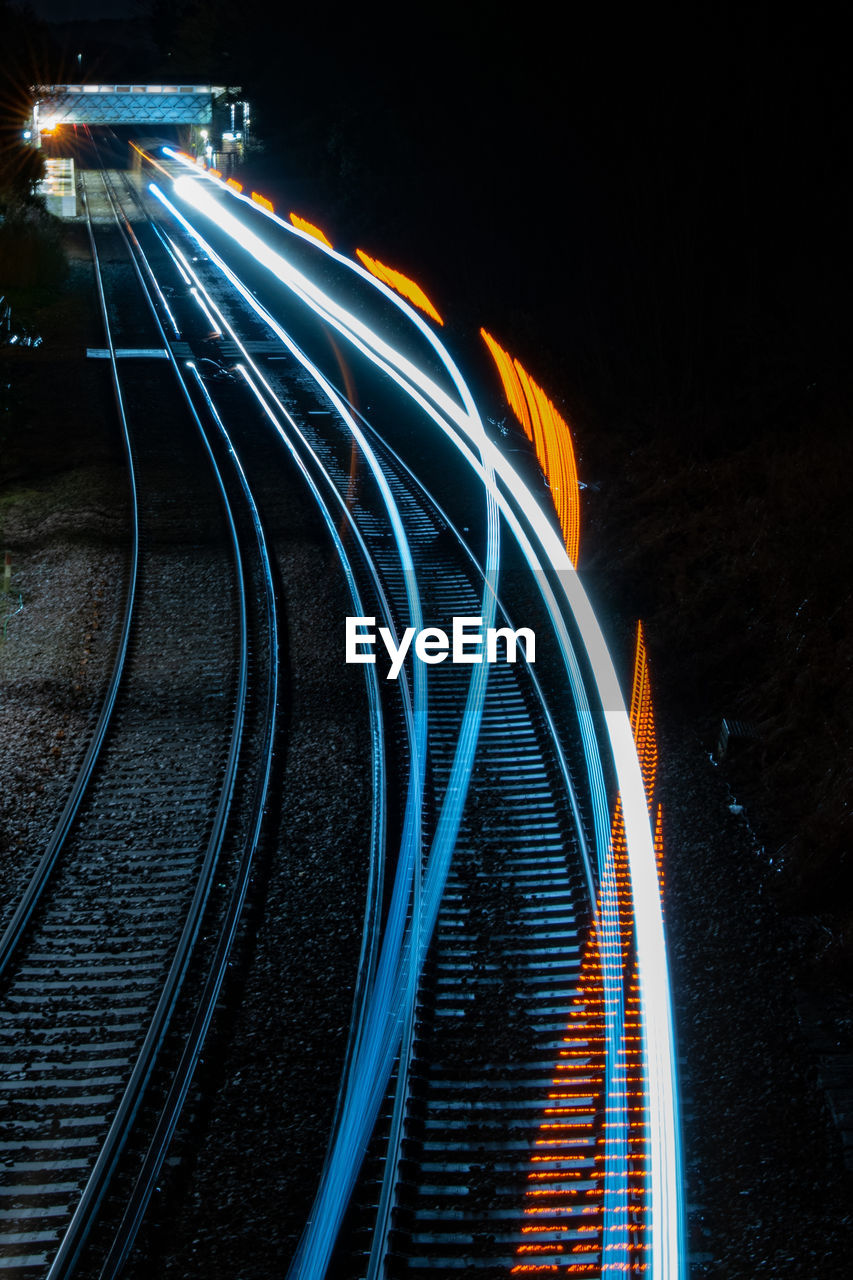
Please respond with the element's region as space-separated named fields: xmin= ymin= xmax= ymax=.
xmin=515 ymin=621 xmax=662 ymax=1275
xmin=289 ymin=212 xmax=333 ymax=248
xmin=129 ymin=141 xmax=172 ymax=181
xmin=355 ymin=249 xmax=444 ymax=325
xmin=629 ymin=623 xmax=657 ymax=810
xmin=480 ymin=329 xmax=580 ymax=566
xmin=226 ymin=177 xmax=243 ymax=192
xmin=251 ymin=191 xmax=274 ymax=212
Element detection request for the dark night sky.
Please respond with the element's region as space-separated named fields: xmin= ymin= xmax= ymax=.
xmin=26 ymin=0 xmax=138 ymax=18
xmin=232 ymin=3 xmax=851 ymax=442
xmin=7 ymin=0 xmax=852 ymax=436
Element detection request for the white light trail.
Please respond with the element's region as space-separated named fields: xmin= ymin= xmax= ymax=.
xmin=189 ymin=286 xmax=221 ymax=336
xmin=149 ymin=184 xmax=503 ymax=1276
xmin=151 ymin=171 xmax=683 ymax=1278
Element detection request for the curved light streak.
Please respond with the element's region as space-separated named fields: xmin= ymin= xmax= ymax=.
xmin=482 ymin=325 xmax=630 ymax=1258
xmin=290 ymin=212 xmax=333 ymax=248
xmin=481 ymin=328 xmax=581 ymax=567
xmin=153 ymin=168 xmax=610 ymax=927
xmin=149 ymin=168 xmax=681 ymax=1278
xmin=630 ymin=623 xmax=658 ymax=810
xmin=152 ymin=200 xmax=431 ymax=1274
xmin=154 ymin=172 xmax=628 ymax=1263
xmin=149 ymin=183 xmax=502 ymax=1276
xmin=515 ymin=623 xmax=673 ymax=1275
xmin=341 ymin=402 xmax=599 ymax=915
xmin=355 ymin=248 xmax=444 ymax=325
xmin=601 ymin=626 xmax=664 ymax=1271
xmin=235 ymin=360 xmax=432 ymax=1280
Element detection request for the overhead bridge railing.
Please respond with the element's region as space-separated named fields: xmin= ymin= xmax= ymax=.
xmin=31 ymin=84 xmax=240 ymax=127
xmin=34 ymin=83 xmax=216 ymax=95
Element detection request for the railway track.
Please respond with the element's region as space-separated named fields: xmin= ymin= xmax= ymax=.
xmin=157 ymin=230 xmax=599 ymax=1274
xmin=283 ymin=422 xmax=594 ymax=1278
xmin=110 ymin=187 xmax=595 ymax=1275
xmin=0 ymin=162 xmax=278 ymax=1277
xmin=3 ymin=143 xmax=681 ymax=1279
xmin=121 ymin=153 xmax=679 ymax=1276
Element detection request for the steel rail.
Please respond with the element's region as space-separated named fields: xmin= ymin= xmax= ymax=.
xmin=0 ymin=179 xmax=140 ymax=980
xmin=351 ymin=402 xmax=598 ymax=913
xmin=144 ymin=195 xmax=435 ymax=1033
xmin=189 ymin=329 xmax=473 ymax=1280
xmin=42 ymin=154 xmax=249 ymax=1280
xmin=144 ymin=168 xmax=616 ymax=1277
xmin=148 ymin=163 xmax=614 ymax=894
xmin=135 ymin=217 xmax=414 ymax=1120
xmin=229 ymin=361 xmax=395 ymax=1072
xmin=138 ymin=150 xmax=681 ymax=1277
xmin=230 ymin=361 xmax=425 ymax=1279
xmin=351 ymin=409 xmax=601 ymax=1272
xmin=134 ymin=155 xmax=421 ymax=1258
xmin=144 ymin=177 xmax=608 ymax=939
xmin=122 ymin=208 xmax=409 ymax=1182
xmin=172 ymin=290 xmax=496 ymax=1280
xmin=208 ymin=381 xmax=502 ymax=1280
xmin=126 ymin=181 xmax=581 ymax=1280
xmin=133 ymin=188 xmax=608 ymax=1280
xmin=148 ymin=152 xmax=616 ymax=952
xmin=96 ymin=361 xmax=280 ymax=1280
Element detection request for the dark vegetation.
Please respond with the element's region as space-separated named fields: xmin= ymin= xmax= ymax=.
xmin=0 ymin=198 xmax=67 ymax=291
xmin=0 ymin=1 xmax=67 ymax=292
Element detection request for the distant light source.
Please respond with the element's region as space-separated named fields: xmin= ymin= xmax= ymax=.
xmin=23 ymin=130 xmax=32 ymax=140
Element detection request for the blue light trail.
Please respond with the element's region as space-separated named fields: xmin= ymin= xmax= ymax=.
xmin=148 ymin=161 xmax=683 ymax=1279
